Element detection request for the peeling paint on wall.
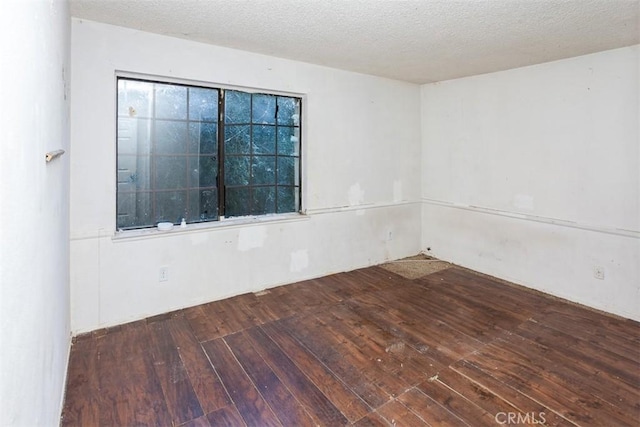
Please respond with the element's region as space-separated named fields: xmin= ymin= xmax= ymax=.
xmin=348 ymin=183 xmax=365 ymax=206
xmin=238 ymin=226 xmax=267 ymax=251
xmin=290 ymin=249 xmax=309 ymax=272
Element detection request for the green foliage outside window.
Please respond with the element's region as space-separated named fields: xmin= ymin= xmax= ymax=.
xmin=116 ymin=78 xmax=301 ymax=230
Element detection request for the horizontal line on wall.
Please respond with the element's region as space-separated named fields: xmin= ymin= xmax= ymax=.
xmin=69 ymin=201 xmax=420 ymax=242
xmin=422 ymin=198 xmax=639 ymax=239
xmin=305 ymin=200 xmax=420 ymax=216
xmin=70 ymin=213 xmax=310 ymax=242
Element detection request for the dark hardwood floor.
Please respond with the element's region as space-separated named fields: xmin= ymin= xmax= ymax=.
xmin=61 ymin=265 xmax=640 ymax=426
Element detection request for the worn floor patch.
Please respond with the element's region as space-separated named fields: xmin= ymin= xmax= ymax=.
xmin=380 ymin=255 xmax=451 ymax=280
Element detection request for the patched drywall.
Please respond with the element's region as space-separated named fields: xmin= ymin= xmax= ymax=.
xmin=0 ymin=0 xmax=71 ymax=424
xmin=348 ymin=183 xmax=365 ymax=206
xmin=70 ymin=19 xmax=421 ymax=333
xmin=421 ymin=45 xmax=639 ymax=320
xmin=238 ymin=226 xmax=268 ymax=252
xmin=393 ymin=180 xmax=403 ymax=203
xmin=290 ymin=249 xmax=309 ymax=273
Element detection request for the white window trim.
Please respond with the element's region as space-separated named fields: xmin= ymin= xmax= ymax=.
xmin=114 ymin=71 xmax=308 ymax=237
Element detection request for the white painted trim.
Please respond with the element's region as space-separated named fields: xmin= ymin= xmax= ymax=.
xmin=422 ymin=198 xmax=639 ymax=239
xmin=115 ymin=70 xmax=306 ymax=98
xmin=69 ymin=201 xmax=421 ymax=241
xmin=111 ymin=213 xmax=310 ymax=242
xmin=69 ymin=212 xmax=309 ymax=242
xmin=305 ymin=200 xmax=420 ymax=216
xmin=57 ymin=335 xmax=73 ymax=424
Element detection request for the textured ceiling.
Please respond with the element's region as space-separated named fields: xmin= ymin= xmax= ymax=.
xmin=70 ymin=0 xmax=639 ymax=84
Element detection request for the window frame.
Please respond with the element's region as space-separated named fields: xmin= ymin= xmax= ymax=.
xmin=115 ymin=72 xmax=304 ymax=232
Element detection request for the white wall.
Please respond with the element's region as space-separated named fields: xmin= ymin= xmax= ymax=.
xmin=422 ymin=46 xmax=639 ymax=321
xmin=70 ymin=19 xmax=421 ymax=333
xmin=0 ymin=1 xmax=71 ymax=425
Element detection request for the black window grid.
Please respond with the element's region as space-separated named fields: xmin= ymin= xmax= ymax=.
xmin=116 ymin=77 xmax=301 ymax=229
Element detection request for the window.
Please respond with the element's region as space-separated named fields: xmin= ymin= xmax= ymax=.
xmin=116 ymin=77 xmax=301 ymax=230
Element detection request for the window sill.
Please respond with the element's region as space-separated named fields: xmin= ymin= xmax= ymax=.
xmin=112 ymin=212 xmax=309 ymax=242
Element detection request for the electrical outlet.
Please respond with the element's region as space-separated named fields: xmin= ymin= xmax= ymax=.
xmin=593 ymin=266 xmax=605 ymax=280
xmin=159 ymin=266 xmax=169 ymax=282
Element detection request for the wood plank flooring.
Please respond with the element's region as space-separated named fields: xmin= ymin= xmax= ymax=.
xmin=61 ymin=265 xmax=640 ymax=426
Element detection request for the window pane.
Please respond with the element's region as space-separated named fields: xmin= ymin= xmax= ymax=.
xmin=277 ymin=97 xmax=300 ymax=126
xmin=253 ymin=125 xmax=276 ymax=154
xmin=192 ymin=155 xmax=218 ymax=188
xmin=276 ymin=126 xmax=299 ymax=156
xmin=189 ymin=122 xmax=217 ymax=154
xmin=155 ymin=156 xmax=187 ymax=189
xmin=118 ymin=155 xmax=151 ymax=190
xmin=224 ymin=156 xmax=250 ymax=186
xmin=188 ymin=189 xmax=217 ymax=222
xmin=189 ymin=87 xmax=218 ymax=122
xmin=252 ymin=156 xmax=276 ymax=185
xmin=277 ymin=157 xmax=298 ymax=186
xmin=155 ymin=191 xmax=187 ymax=223
xmin=118 ymin=80 xmax=152 ymax=118
xmin=224 ymin=125 xmax=250 ymax=154
xmin=253 ymin=186 xmax=276 ymax=215
xmin=117 ymin=191 xmax=152 ymax=228
xmin=277 ymin=186 xmax=298 ymax=213
xmin=118 ymin=118 xmax=151 ymax=154
xmin=155 ymin=84 xmax=187 ymax=120
xmin=225 ymin=90 xmax=251 ymax=124
xmin=156 ymin=120 xmax=187 ymax=154
xmin=252 ymin=94 xmax=276 ymax=124
xmin=117 ymin=78 xmax=301 ymax=229
xmin=225 ymin=187 xmax=250 ymax=217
